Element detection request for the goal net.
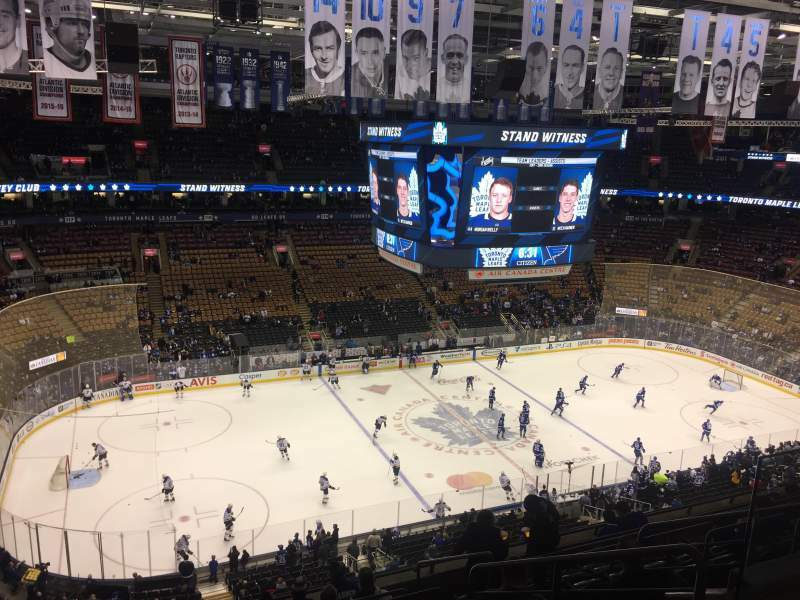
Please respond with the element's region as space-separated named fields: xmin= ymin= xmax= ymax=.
xmin=722 ymin=369 xmax=744 ymax=390
xmin=49 ymin=455 xmax=71 ymax=491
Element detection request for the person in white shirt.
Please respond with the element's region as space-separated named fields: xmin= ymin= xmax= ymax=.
xmin=704 ymin=59 xmax=733 ymax=117
xmin=554 ymin=45 xmax=585 ymax=109
xmin=437 ymin=34 xmax=470 ymax=103
xmin=395 ymin=29 xmax=431 ymax=101
xmin=304 ymin=20 xmax=344 ymax=96
xmin=732 ymin=61 xmax=761 ymax=119
xmin=518 ymin=41 xmax=549 ymax=106
xmin=593 ymin=47 xmax=624 ymax=111
xmin=0 ymin=0 xmax=25 ymax=74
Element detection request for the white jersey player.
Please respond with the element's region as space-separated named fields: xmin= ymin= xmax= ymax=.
xmin=174 ymin=381 xmax=186 ymax=399
xmin=390 ymin=453 xmax=401 ymax=485
xmin=119 ymin=378 xmax=134 ymax=401
xmin=373 ymin=415 xmax=388 ymax=439
xmin=302 ymin=361 xmax=312 ymax=381
xmin=319 ymin=473 xmax=338 ymax=504
xmin=426 ymin=497 xmax=452 ymax=521
xmin=328 ymin=372 xmax=340 ymax=389
xmin=223 ymin=504 xmax=236 ymax=541
xmin=241 ymin=378 xmax=253 ymax=397
xmin=162 ymin=474 xmax=175 ymax=502
xmin=174 ymin=534 xmax=193 ymax=561
xmin=91 ymin=442 xmax=109 ymax=469
xmin=499 ymin=471 xmax=515 ymax=502
xmin=81 ymin=384 xmax=94 ymax=408
xmin=276 ymin=436 xmax=290 ymax=460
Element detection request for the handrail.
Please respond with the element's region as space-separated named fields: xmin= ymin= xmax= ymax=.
xmin=415 ymin=551 xmax=493 ymax=586
xmin=618 ymin=496 xmax=652 ymax=512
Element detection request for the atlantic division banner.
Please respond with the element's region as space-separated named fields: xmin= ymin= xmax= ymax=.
xmin=102 ymin=73 xmax=141 ymax=124
xmin=212 ymin=45 xmax=235 ymax=109
xmin=304 ymin=0 xmax=346 ymax=97
xmin=169 ymin=37 xmax=206 ymax=128
xmin=519 ymin=0 xmax=556 ymax=107
xmin=436 ymin=0 xmax=475 ymax=104
xmin=592 ymin=0 xmax=633 ymax=111
xmin=38 ymin=0 xmax=97 ymax=80
xmin=269 ymin=50 xmax=289 ymax=112
xmin=731 ymin=17 xmax=770 ymax=119
xmin=395 ymin=0 xmax=434 ymax=100
xmin=672 ymin=10 xmax=710 ymax=115
xmin=29 ymin=23 xmax=71 ymax=121
xmin=703 ymin=15 xmax=741 ymax=118
xmin=241 ymin=48 xmax=261 ymax=111
xmin=554 ymin=0 xmax=594 ymax=110
xmin=350 ymin=0 xmax=390 ymax=98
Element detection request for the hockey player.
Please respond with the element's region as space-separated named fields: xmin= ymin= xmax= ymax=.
xmin=522 ymin=400 xmax=530 ymax=413
xmin=499 ymin=471 xmax=515 ymax=502
xmin=362 ymin=355 xmax=370 ymax=374
xmin=241 ymin=377 xmax=253 ymax=397
xmin=518 ymin=410 xmax=530 ymax=438
xmin=648 ymin=455 xmax=661 ymax=475
xmin=611 ymin=363 xmax=625 ymax=379
xmin=551 ymin=388 xmax=567 ymax=416
xmin=430 ymin=360 xmax=442 ymax=380
xmin=276 ymin=436 xmax=290 ymax=460
xmin=575 ymin=375 xmax=589 ymax=395
xmin=174 ymin=380 xmax=186 ymax=399
xmin=633 ymin=387 xmax=646 ymax=409
xmin=426 ymin=497 xmax=451 ymax=522
xmin=488 ymin=387 xmax=496 ymax=410
xmin=224 ymin=504 xmax=236 ymax=541
xmin=119 ymin=377 xmax=134 ymax=401
xmin=533 ymin=439 xmax=545 ymax=468
xmin=631 ymin=437 xmax=645 ymax=465
xmin=496 ymin=413 xmax=506 ymax=439
xmin=328 ymin=371 xmax=340 ymax=389
xmin=81 ymin=384 xmax=94 ymax=409
xmin=390 ymin=453 xmax=401 ymax=485
xmin=91 ymin=442 xmax=109 ymax=469
xmin=162 ymin=474 xmax=175 ymax=502
xmin=701 ymin=419 xmax=712 ymax=443
xmin=705 ymin=400 xmax=724 ymax=414
xmin=465 ymin=375 xmax=475 ymax=393
xmin=319 ymin=473 xmax=338 ymax=504
xmin=302 ymin=361 xmax=312 ymax=381
xmin=709 ymin=374 xmax=722 ymax=388
xmin=373 ymin=415 xmax=388 ymax=439
xmin=745 ymin=436 xmax=757 ymax=453
xmin=174 ymin=534 xmax=193 ymax=561
xmin=496 ymin=350 xmax=508 ymax=370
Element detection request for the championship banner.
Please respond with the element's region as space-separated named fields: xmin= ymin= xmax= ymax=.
xmin=592 ymin=0 xmax=633 ymax=111
xmin=0 ymin=0 xmax=27 ymax=74
xmin=241 ymin=48 xmax=261 ymax=111
xmin=703 ymin=14 xmax=741 ymax=118
xmin=731 ymin=17 xmax=769 ymax=119
xmin=554 ymin=0 xmax=594 ymax=110
xmin=29 ymin=23 xmax=71 ymax=121
xmin=38 ymin=0 xmax=97 ymax=80
xmin=102 ymin=73 xmax=141 ymax=124
xmin=672 ymin=10 xmax=710 ymax=115
xmin=212 ymin=45 xmax=234 ymax=109
xmin=519 ymin=0 xmax=556 ymax=107
xmin=639 ymin=71 xmax=661 ymax=108
xmin=395 ymin=0 xmax=434 ymax=100
xmin=169 ymin=37 xmax=206 ymax=128
xmin=350 ymin=0 xmax=390 ymax=98
xmin=304 ymin=0 xmax=346 ymax=96
xmin=269 ymin=50 xmax=288 ymax=112
xmin=436 ymin=0 xmax=475 ymax=104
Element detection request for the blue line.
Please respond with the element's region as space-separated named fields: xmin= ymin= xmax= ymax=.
xmin=474 ymin=362 xmax=633 ymax=465
xmin=320 ymin=377 xmax=432 ymax=512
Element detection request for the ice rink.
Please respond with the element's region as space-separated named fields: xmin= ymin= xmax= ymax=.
xmin=3 ymin=346 xmax=799 ymax=577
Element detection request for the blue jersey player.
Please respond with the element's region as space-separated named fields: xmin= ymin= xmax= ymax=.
xmin=488 ymin=386 xmax=496 ymax=410
xmin=701 ymin=419 xmax=712 ymax=442
xmin=611 ymin=363 xmax=625 ymax=378
xmin=518 ymin=410 xmax=529 ymax=438
xmin=631 ymin=437 xmax=645 ymax=465
xmin=709 ymin=374 xmax=722 ymax=388
xmin=430 ymin=360 xmax=442 ymax=380
xmin=496 ymin=350 xmax=507 ymax=370
xmin=633 ymin=387 xmax=646 ymax=408
xmin=465 ymin=375 xmax=475 ymax=392
xmin=532 ymin=439 xmax=545 ymax=468
xmin=704 ymin=400 xmax=724 ymax=414
xmin=496 ymin=413 xmax=506 ymax=439
xmin=575 ymin=375 xmax=589 ymax=394
xmin=551 ymin=388 xmax=567 ymax=416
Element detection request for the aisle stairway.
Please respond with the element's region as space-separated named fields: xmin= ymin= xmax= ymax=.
xmin=146 ymin=272 xmax=165 ymax=339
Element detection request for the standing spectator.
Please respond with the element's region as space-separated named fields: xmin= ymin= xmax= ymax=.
xmin=354 ymin=566 xmax=388 ymax=598
xmin=454 ymin=509 xmax=509 ymax=589
xmin=208 ymin=555 xmax=219 ymax=584
xmin=240 ymin=549 xmax=250 ymax=571
xmin=227 ymin=546 xmax=240 ymax=573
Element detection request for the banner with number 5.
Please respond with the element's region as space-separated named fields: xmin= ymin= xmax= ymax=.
xmin=519 ymin=0 xmax=556 ymax=107
xmin=436 ymin=0 xmax=475 ymax=104
xmin=395 ymin=0 xmax=434 ymax=100
xmin=555 ymin=0 xmax=594 ymax=110
xmin=304 ymin=0 xmax=346 ymax=97
xmin=731 ymin=17 xmax=770 ymax=119
xmin=592 ymin=0 xmax=632 ymax=111
xmin=351 ymin=0 xmax=391 ymax=98
xmin=672 ymin=10 xmax=710 ymax=115
xmin=703 ymin=14 xmax=742 ymax=118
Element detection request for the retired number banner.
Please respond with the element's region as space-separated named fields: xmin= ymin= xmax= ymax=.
xmin=29 ymin=23 xmax=71 ymax=121
xmin=436 ymin=0 xmax=475 ymax=104
xmin=395 ymin=0 xmax=434 ymax=100
xmin=169 ymin=37 xmax=206 ymax=128
xmin=269 ymin=50 xmax=289 ymax=112
xmin=351 ymin=0 xmax=390 ymax=98
xmin=554 ymin=0 xmax=594 ymax=110
xmin=102 ymin=73 xmax=141 ymax=124
xmin=672 ymin=10 xmax=710 ymax=115
xmin=731 ymin=17 xmax=770 ymax=119
xmin=519 ymin=0 xmax=556 ymax=107
xmin=592 ymin=0 xmax=633 ymax=111
xmin=304 ymin=0 xmax=346 ymax=97
xmin=703 ymin=15 xmax=741 ymax=118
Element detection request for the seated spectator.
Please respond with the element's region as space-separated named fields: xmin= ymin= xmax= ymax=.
xmin=353 ymin=566 xmax=388 ymax=598
xmin=522 ymin=494 xmax=560 ymax=555
xmin=454 ymin=509 xmax=509 ymax=589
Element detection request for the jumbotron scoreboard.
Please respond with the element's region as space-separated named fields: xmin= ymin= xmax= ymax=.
xmin=361 ymin=121 xmax=627 ymax=280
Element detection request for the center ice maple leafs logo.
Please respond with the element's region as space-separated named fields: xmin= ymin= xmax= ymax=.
xmin=412 ymin=403 xmax=500 ymax=447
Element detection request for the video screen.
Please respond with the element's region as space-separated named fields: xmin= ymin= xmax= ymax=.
xmin=369 ymin=148 xmax=422 ymax=228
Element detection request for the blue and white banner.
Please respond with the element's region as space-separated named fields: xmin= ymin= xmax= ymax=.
xmin=350 ymin=0 xmax=390 ymax=98
xmin=474 ymin=245 xmax=574 ymax=268
xmin=375 ymin=227 xmax=418 ymax=260
xmin=703 ymin=15 xmax=741 ymax=118
xmin=592 ymin=0 xmax=633 ymax=111
xmin=269 ymin=50 xmax=289 ymax=112
xmin=436 ymin=0 xmax=475 ymax=104
xmin=554 ymin=0 xmax=594 ymax=110
xmin=212 ymin=45 xmax=234 ymax=109
xmin=519 ymin=0 xmax=556 ymax=107
xmin=395 ymin=0 xmax=435 ymax=100
xmin=240 ymin=48 xmax=261 ymax=111
xmin=672 ymin=10 xmax=710 ymax=115
xmin=731 ymin=17 xmax=770 ymax=119
xmin=304 ymin=0 xmax=346 ymax=96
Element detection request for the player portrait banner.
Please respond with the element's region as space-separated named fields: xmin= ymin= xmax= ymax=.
xmin=0 ymin=0 xmax=28 ymax=74
xmin=169 ymin=37 xmax=206 ymax=128
xmin=436 ymin=0 xmax=475 ymax=104
xmin=350 ymin=0 xmax=390 ymax=98
xmin=731 ymin=17 xmax=769 ymax=119
xmin=241 ymin=48 xmax=261 ymax=111
xmin=672 ymin=10 xmax=710 ymax=115
xmin=38 ymin=0 xmax=97 ymax=80
xmin=519 ymin=0 xmax=556 ymax=107
xmin=102 ymin=73 xmax=141 ymax=124
xmin=794 ymin=36 xmax=800 ymax=81
xmin=395 ymin=0 xmax=434 ymax=101
xmin=269 ymin=50 xmax=288 ymax=112
xmin=592 ymin=0 xmax=633 ymax=111
xmin=29 ymin=23 xmax=71 ymax=121
xmin=212 ymin=45 xmax=234 ymax=109
xmin=703 ymin=14 xmax=741 ymax=118
xmin=554 ymin=0 xmax=594 ymax=110
xmin=304 ymin=0 xmax=346 ymax=97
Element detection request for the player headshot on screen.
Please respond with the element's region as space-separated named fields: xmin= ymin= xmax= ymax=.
xmin=438 ymin=33 xmax=470 ymax=103
xmin=518 ymin=42 xmax=549 ymax=106
xmin=0 ymin=0 xmax=25 ymax=74
xmin=395 ymin=174 xmax=418 ymax=225
xmin=553 ymin=180 xmax=584 ymax=227
xmin=672 ymin=55 xmax=702 ymax=114
xmin=370 ymin=168 xmax=380 ymax=214
xmin=42 ymin=0 xmax=93 ymax=73
xmin=554 ymin=45 xmax=585 ymax=109
xmin=467 ymin=177 xmax=514 ymax=231
xmin=593 ymin=47 xmax=624 ymax=111
xmin=305 ymin=20 xmax=344 ymax=96
xmin=704 ymin=59 xmax=733 ymax=117
xmin=396 ymin=29 xmax=431 ymax=100
xmin=732 ymin=61 xmax=761 ymax=119
xmin=351 ymin=27 xmax=386 ymax=98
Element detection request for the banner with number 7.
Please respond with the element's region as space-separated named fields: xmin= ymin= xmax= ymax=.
xmin=435 ymin=0 xmax=475 ymax=104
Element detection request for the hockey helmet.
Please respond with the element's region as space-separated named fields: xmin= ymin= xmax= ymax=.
xmin=84 ymin=383 xmax=90 ymax=388
xmin=227 ymin=503 xmax=233 ymax=509
xmin=162 ymin=474 xmax=168 ymax=479
xmin=184 ymin=534 xmax=191 ymax=540
xmin=43 ymin=0 xmax=92 ymax=28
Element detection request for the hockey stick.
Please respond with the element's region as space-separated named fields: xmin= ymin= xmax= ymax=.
xmin=237 ymin=507 xmax=245 ymax=517
xmin=144 ymin=491 xmax=161 ymax=500
xmin=264 ymin=439 xmax=276 ymax=445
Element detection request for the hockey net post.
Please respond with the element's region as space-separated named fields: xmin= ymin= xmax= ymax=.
xmin=49 ymin=455 xmax=70 ymax=491
xmin=722 ymin=368 xmax=744 ymax=390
